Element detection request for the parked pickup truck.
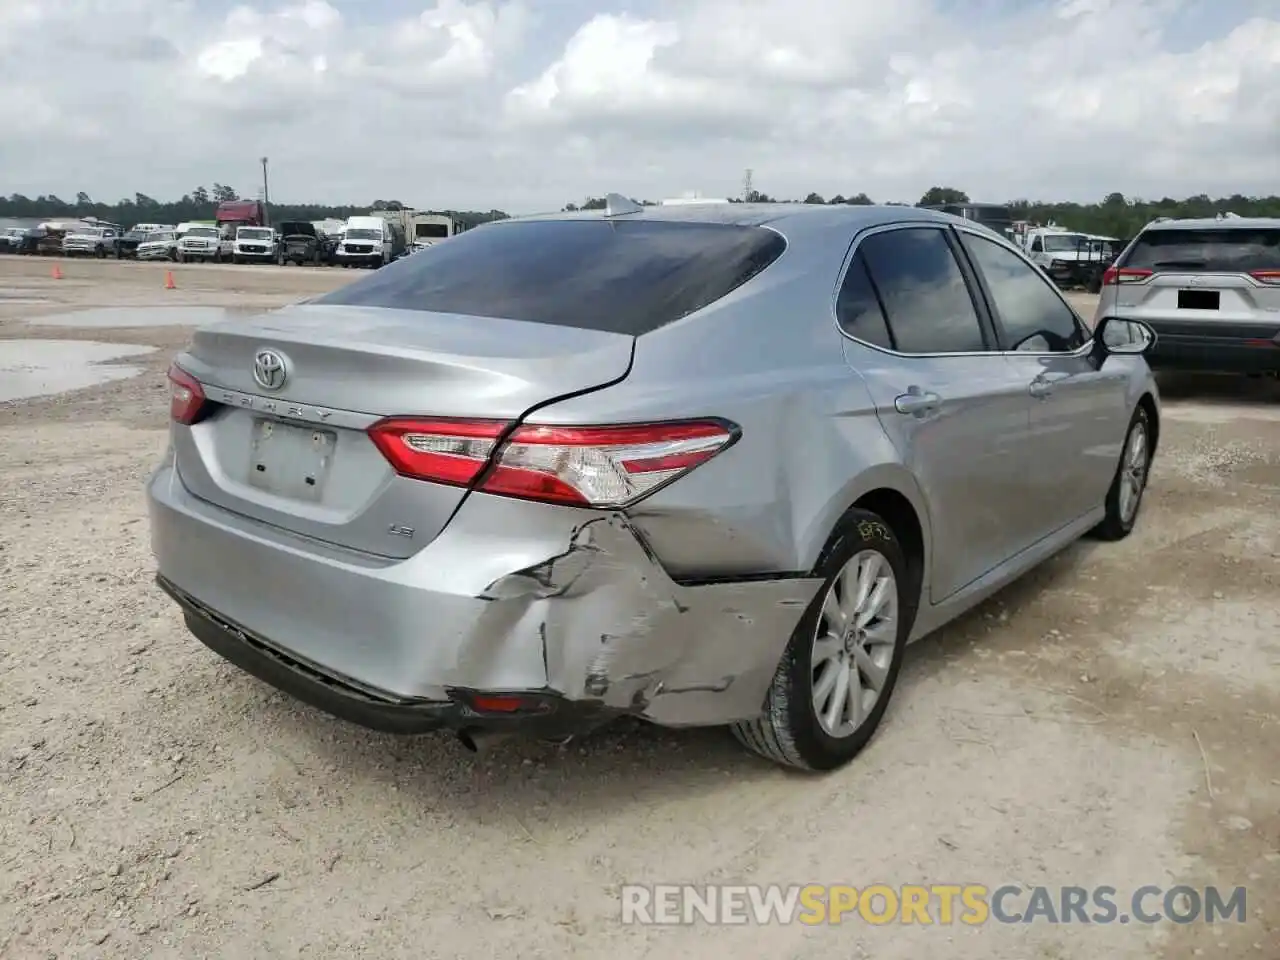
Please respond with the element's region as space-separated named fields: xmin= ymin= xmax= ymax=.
xmin=62 ymin=225 xmax=121 ymax=258
xmin=232 ymin=226 xmax=277 ymax=264
xmin=176 ymin=223 xmax=223 ymax=263
xmin=275 ymin=221 xmax=329 ymax=265
xmin=116 ymin=224 xmax=172 ymax=259
xmin=137 ymin=230 xmax=179 ymax=262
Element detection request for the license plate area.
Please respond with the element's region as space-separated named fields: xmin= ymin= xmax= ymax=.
xmin=247 ymin=418 xmax=336 ymax=502
xmin=1178 ymin=289 xmax=1220 ymax=310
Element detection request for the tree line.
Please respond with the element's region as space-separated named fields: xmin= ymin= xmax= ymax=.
xmin=568 ymin=186 xmax=1280 ymax=242
xmin=0 ymin=188 xmax=509 ymax=232
xmin=4 ymin=184 xmax=1278 ymax=242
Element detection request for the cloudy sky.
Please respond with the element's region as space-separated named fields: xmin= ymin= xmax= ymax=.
xmin=1 ymin=0 xmax=1277 ymax=213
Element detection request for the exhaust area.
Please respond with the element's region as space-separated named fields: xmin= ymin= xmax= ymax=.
xmin=456 ymin=728 xmax=515 ymax=753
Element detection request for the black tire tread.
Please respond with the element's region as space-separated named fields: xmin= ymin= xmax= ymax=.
xmin=731 ymin=508 xmax=914 ymax=772
xmin=1090 ymin=405 xmax=1152 ymax=542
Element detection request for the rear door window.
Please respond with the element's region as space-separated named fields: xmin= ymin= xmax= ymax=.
xmin=857 ymin=227 xmax=988 ymax=354
xmin=836 ymin=251 xmax=894 ymax=349
xmin=315 ymin=219 xmax=787 ymax=335
xmin=1122 ymin=227 xmax=1280 ymax=274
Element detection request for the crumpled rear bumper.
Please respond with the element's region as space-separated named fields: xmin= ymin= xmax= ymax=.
xmin=148 ymin=463 xmax=822 ymax=734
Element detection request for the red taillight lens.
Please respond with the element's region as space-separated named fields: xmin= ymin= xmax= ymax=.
xmin=167 ymin=363 xmax=207 ymax=425
xmin=367 ymin=417 xmax=506 ymax=487
xmin=1250 ymin=270 xmax=1280 ymax=285
xmin=1102 ymin=266 xmax=1153 ymax=286
xmin=367 ymin=417 xmax=737 ymax=508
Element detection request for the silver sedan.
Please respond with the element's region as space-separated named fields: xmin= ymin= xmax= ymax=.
xmin=147 ymin=199 xmax=1159 ymax=771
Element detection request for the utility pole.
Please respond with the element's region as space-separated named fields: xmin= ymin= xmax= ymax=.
xmin=743 ymin=168 xmax=753 ymax=203
xmin=260 ymin=156 xmax=271 ymax=226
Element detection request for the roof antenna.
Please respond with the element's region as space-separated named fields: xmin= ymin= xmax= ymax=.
xmin=604 ymin=193 xmax=643 ymax=217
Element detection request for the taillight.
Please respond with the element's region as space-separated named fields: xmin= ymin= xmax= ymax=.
xmin=1250 ymin=270 xmax=1280 ymax=286
xmin=367 ymin=417 xmax=738 ymax=508
xmin=1101 ymin=267 xmax=1153 ymax=286
xmin=167 ymin=363 xmax=208 ymax=425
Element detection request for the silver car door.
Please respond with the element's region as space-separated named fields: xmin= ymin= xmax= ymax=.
xmin=956 ymin=228 xmax=1132 ymax=531
xmin=837 ymin=224 xmax=1034 ymax=604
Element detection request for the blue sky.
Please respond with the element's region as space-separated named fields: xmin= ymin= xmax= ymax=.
xmin=0 ymin=0 xmax=1276 ymax=212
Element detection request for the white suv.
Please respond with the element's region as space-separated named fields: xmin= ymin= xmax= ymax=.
xmin=1094 ymin=215 xmax=1280 ymax=376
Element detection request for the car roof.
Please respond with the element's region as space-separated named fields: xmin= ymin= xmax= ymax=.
xmin=1143 ymin=216 xmax=1280 ymax=232
xmin=498 ymin=201 xmax=974 ymax=237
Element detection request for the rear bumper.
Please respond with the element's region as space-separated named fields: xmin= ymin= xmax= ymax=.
xmin=1144 ymin=318 xmax=1280 ymax=373
xmin=147 ymin=462 xmax=820 ymax=734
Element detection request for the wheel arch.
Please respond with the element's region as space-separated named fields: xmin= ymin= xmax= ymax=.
xmin=801 ymin=467 xmax=932 ymax=613
xmin=1137 ymin=391 xmax=1159 ymax=457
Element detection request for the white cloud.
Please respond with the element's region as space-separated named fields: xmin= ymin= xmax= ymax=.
xmin=0 ymin=0 xmax=1276 ymax=212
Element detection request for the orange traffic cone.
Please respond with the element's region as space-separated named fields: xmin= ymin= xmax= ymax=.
xmin=164 ymin=270 xmax=176 ymax=290
xmin=51 ymin=264 xmax=63 ymax=280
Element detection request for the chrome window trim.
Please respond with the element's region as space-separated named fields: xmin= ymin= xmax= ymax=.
xmin=830 ymin=219 xmax=1098 ymax=362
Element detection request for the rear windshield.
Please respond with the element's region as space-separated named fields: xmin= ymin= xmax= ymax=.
xmin=1122 ymin=227 xmax=1280 ymax=273
xmin=314 ymin=219 xmax=787 ymax=335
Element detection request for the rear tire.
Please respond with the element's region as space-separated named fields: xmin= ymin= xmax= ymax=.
xmin=1090 ymin=405 xmax=1152 ymax=542
xmin=731 ymin=509 xmax=912 ymax=771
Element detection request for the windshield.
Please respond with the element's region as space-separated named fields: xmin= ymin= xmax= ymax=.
xmin=147 ymin=232 xmax=175 ymax=242
xmin=187 ymin=227 xmax=217 ymax=238
xmin=1122 ymin=227 xmax=1280 ymax=273
xmin=345 ymin=228 xmax=381 ymax=240
xmin=239 ymin=228 xmax=273 ymax=240
xmin=1042 ymin=234 xmax=1087 ymax=253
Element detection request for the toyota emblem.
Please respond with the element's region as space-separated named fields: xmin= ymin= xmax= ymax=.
xmin=253 ymin=349 xmax=288 ymax=391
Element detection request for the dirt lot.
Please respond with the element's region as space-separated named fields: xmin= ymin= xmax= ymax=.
xmin=1 ymin=256 xmax=1276 ymax=960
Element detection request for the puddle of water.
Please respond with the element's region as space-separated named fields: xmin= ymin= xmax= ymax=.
xmin=0 ymin=340 xmax=157 ymax=402
xmin=0 ymin=288 xmax=52 ymax=305
xmin=26 ymin=306 xmax=239 ymax=328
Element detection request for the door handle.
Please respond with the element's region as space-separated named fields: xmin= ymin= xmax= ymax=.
xmin=1028 ymin=377 xmax=1054 ymax=399
xmin=894 ymin=390 xmax=942 ymax=415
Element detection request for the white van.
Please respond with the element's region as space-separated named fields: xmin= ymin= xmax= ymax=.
xmin=334 ymin=215 xmax=405 ymax=268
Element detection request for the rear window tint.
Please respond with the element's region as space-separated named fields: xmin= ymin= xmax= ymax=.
xmin=1122 ymin=228 xmax=1280 ymax=273
xmin=313 ymin=219 xmax=787 ymax=335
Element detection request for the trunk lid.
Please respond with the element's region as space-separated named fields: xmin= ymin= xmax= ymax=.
xmin=1114 ymin=272 xmax=1280 ymax=325
xmin=171 ymin=304 xmax=635 ymax=558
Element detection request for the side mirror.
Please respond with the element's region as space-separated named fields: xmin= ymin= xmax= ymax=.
xmin=1093 ymin=316 xmax=1156 ymax=357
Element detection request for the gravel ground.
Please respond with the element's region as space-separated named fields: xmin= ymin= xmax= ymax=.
xmin=1 ymin=256 xmax=1277 ymax=960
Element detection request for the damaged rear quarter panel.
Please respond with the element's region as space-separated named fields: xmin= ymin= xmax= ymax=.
xmin=478 ymin=513 xmax=822 ymax=726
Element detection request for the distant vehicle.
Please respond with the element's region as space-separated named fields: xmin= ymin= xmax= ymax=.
xmin=1094 ymin=215 xmax=1280 ymax=376
xmin=232 ymin=226 xmax=277 ymax=264
xmin=275 ymin=220 xmax=330 ymax=266
xmin=334 ymin=215 xmax=404 ymax=268
xmin=1022 ymin=227 xmax=1115 ymax=287
xmin=116 ymin=227 xmax=152 ymax=259
xmin=12 ymin=227 xmax=45 ymax=255
xmin=176 ymin=223 xmax=222 ymax=263
xmin=137 ymin=230 xmax=179 ymax=262
xmin=62 ymin=224 xmax=122 ymax=258
xmin=216 ymin=200 xmax=267 ymax=262
xmin=923 ymin=202 xmax=1015 ymax=239
xmin=148 ymin=200 xmax=1160 ymax=772
xmin=0 ymin=226 xmax=28 ymax=253
xmin=34 ymin=224 xmax=73 ymax=256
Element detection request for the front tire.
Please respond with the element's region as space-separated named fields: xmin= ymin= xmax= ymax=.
xmin=732 ymin=510 xmax=913 ymax=771
xmin=1090 ymin=406 xmax=1152 ymax=541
